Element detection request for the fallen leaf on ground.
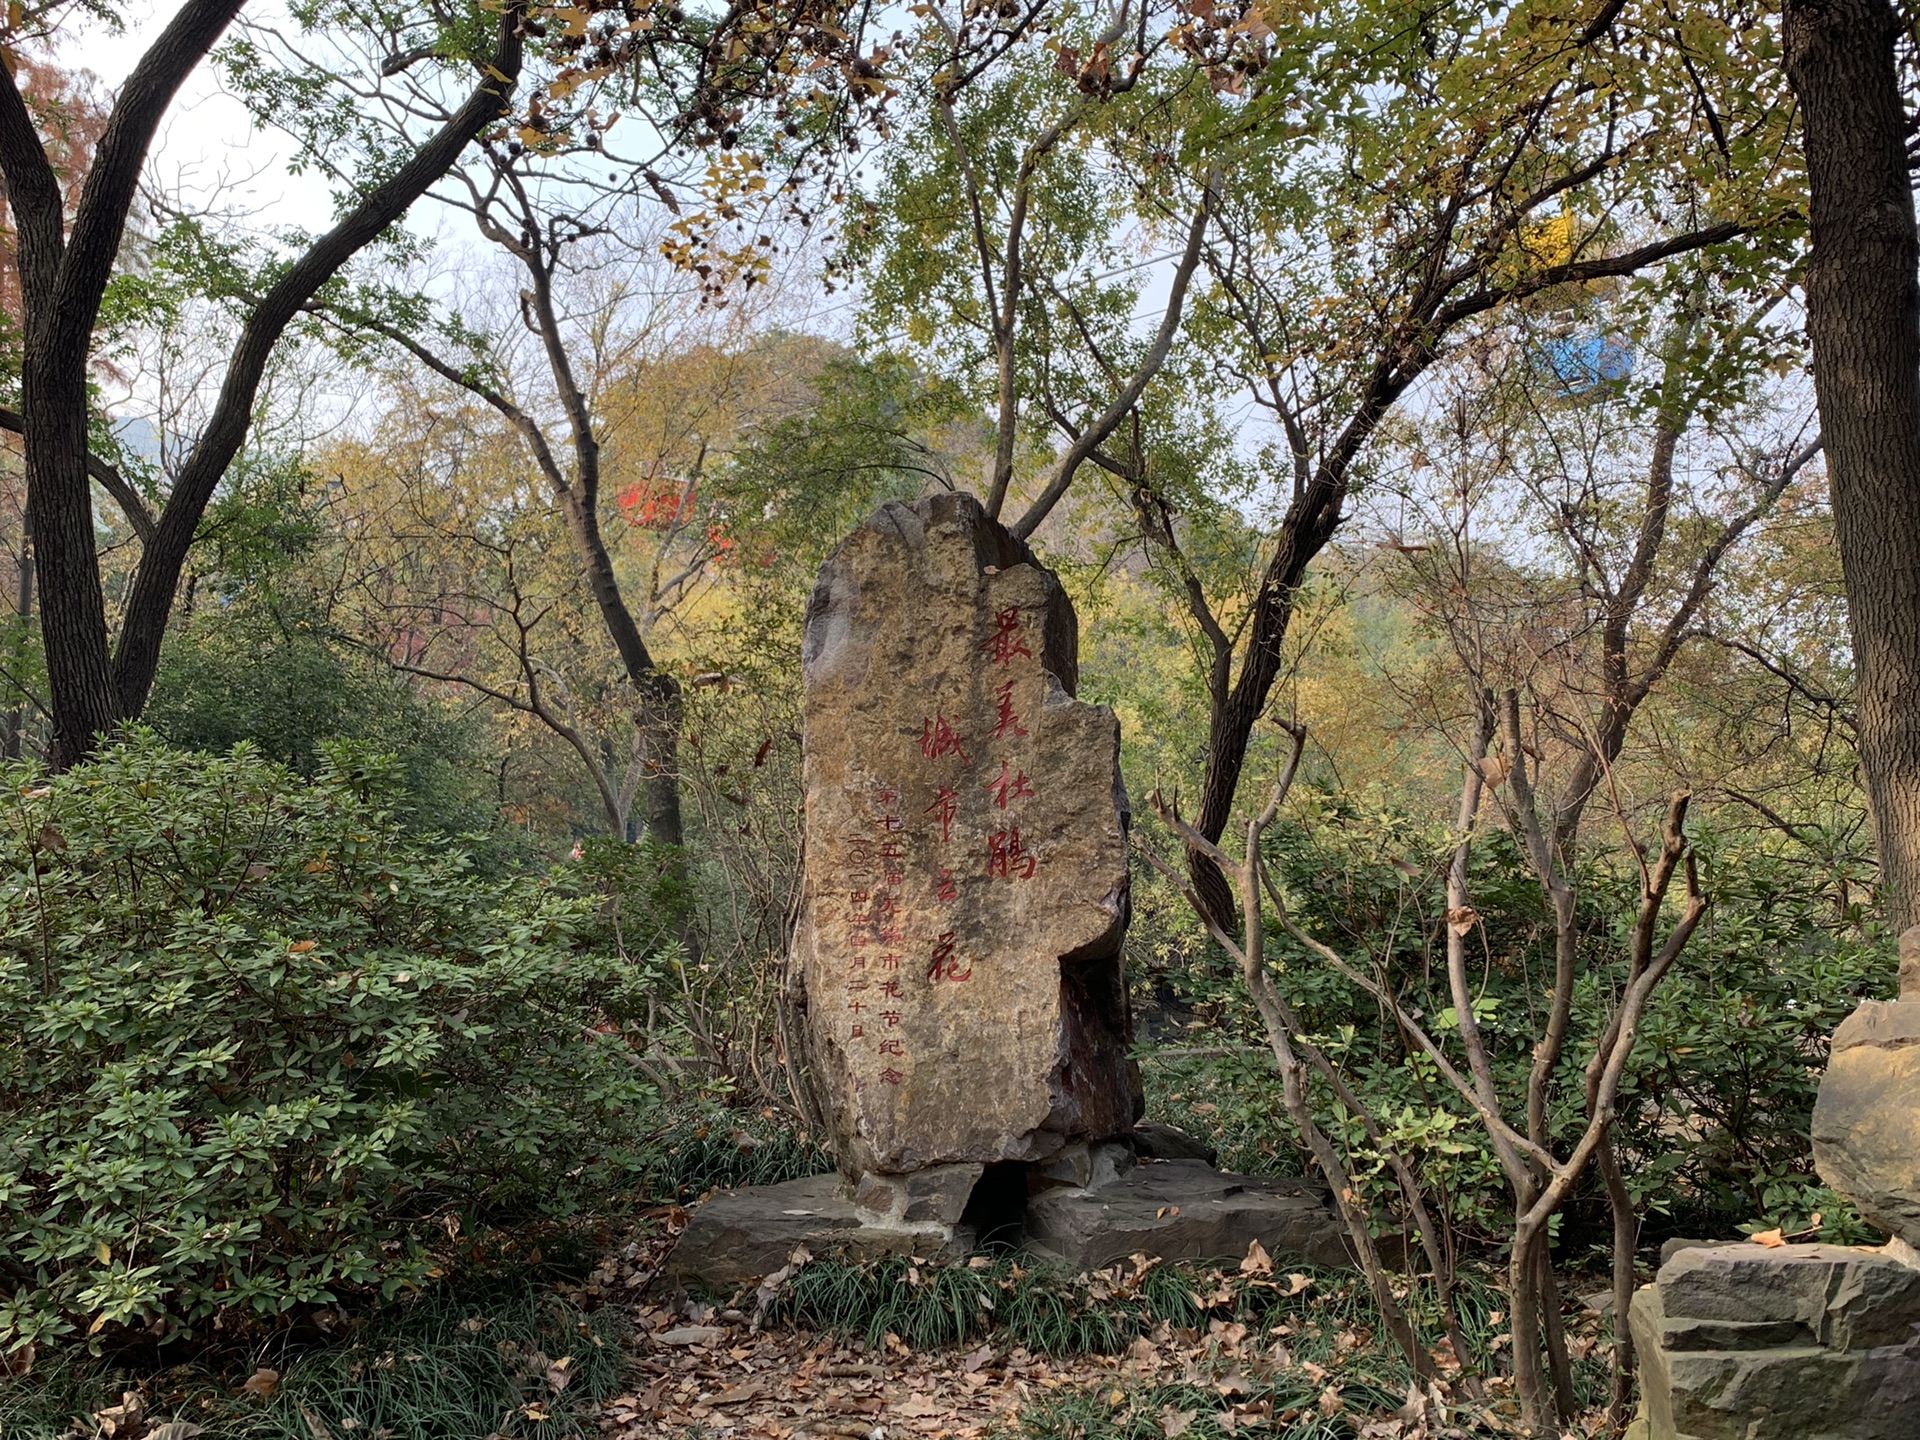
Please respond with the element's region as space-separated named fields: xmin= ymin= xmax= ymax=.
xmin=1161 ymin=1405 xmax=1197 ymax=1437
xmin=1239 ymin=1239 xmax=1272 ymax=1276
xmin=92 ymin=1391 xmax=143 ymax=1436
xmin=713 ymin=1379 xmax=766 ymax=1406
xmin=657 ymin=1324 xmax=727 ymax=1345
xmin=242 ymin=1367 xmax=280 ymax=1398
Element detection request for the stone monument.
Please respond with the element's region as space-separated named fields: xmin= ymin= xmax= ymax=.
xmin=662 ymin=493 xmax=1351 ymax=1290
xmin=1628 ymin=928 xmax=1920 ymax=1439
xmin=792 ymin=491 xmax=1138 ymax=1224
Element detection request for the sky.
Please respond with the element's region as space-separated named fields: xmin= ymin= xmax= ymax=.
xmin=74 ymin=1 xmax=338 ymax=235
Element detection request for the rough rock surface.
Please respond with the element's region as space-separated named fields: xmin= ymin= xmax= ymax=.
xmin=1628 ymin=1243 xmax=1920 ymax=1439
xmin=1024 ymin=1158 xmax=1352 ymax=1271
xmin=1813 ymin=928 xmax=1920 ymax=1250
xmin=796 ymin=493 xmax=1138 ymax=1180
xmin=661 ymin=1173 xmax=972 ymax=1291
xmin=1132 ymin=1120 xmax=1219 ymax=1166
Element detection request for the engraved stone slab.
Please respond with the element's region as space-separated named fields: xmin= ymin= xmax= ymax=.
xmin=796 ymin=493 xmax=1137 ymax=1180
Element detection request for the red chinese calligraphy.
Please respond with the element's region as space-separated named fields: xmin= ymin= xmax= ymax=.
xmin=880 ymin=978 xmax=904 ymax=999
xmin=851 ymin=1022 xmax=865 ymax=1038
xmin=991 ymin=679 xmax=1029 ymax=739
xmin=880 ymin=1066 xmax=905 ymax=1085
xmin=985 ymin=607 xmax=1033 ymax=666
xmin=926 ymin=930 xmax=972 ymax=982
xmin=878 ymin=786 xmax=900 ymax=806
xmin=936 ymin=867 xmax=958 ymax=902
xmin=878 ymin=1038 xmax=905 ymax=1056
xmin=881 ymin=1010 xmax=903 ymax=1027
xmin=879 ymin=953 xmax=901 ymax=970
xmin=924 ymin=785 xmax=959 ymax=841
xmin=919 ymin=714 xmax=971 ymax=764
xmin=988 ymin=828 xmax=1037 ymax=880
xmin=985 ymin=760 xmax=1034 ymax=810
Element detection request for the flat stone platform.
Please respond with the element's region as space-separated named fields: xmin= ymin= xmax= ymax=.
xmin=1025 ymin=1158 xmax=1351 ymax=1270
xmin=662 ymin=1158 xmax=1351 ymax=1292
xmin=660 ymin=1173 xmax=973 ymax=1289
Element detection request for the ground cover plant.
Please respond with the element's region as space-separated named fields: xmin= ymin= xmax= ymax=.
xmin=0 ymin=734 xmax=663 ymax=1353
xmin=0 ymin=1278 xmax=626 ymax=1440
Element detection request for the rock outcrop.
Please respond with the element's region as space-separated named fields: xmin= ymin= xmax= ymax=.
xmin=1812 ymin=927 xmax=1920 ymax=1250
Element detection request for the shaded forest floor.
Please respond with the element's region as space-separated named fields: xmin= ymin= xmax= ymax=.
xmin=2 ymin=1211 xmax=1621 ymax=1440
xmin=598 ymin=1217 xmax=1619 ymax=1440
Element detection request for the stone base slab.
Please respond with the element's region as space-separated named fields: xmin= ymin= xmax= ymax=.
xmin=1629 ymin=1243 xmax=1920 ymax=1440
xmin=660 ymin=1158 xmax=1358 ymax=1293
xmin=660 ymin=1173 xmax=972 ymax=1291
xmin=1024 ymin=1158 xmax=1352 ymax=1271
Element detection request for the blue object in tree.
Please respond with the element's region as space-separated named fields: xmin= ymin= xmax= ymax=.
xmin=1539 ymin=332 xmax=1634 ymax=393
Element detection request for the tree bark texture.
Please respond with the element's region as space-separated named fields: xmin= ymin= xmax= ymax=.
xmin=1785 ymin=0 xmax=1920 ymax=930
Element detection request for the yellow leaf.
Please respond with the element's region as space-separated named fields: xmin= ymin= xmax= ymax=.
xmin=1519 ymin=213 xmax=1575 ymax=269
xmin=95 ymin=1242 xmax=111 ymax=1264
xmin=1239 ymin=1239 xmax=1273 ymax=1276
xmin=1751 ymin=1228 xmax=1786 ymax=1248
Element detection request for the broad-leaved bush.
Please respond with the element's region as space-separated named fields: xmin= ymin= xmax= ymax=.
xmin=0 ymin=734 xmax=660 ymax=1350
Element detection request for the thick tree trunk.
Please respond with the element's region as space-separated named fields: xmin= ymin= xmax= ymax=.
xmin=25 ymin=357 xmax=119 ymax=766
xmin=1784 ymin=0 xmax=1920 ymax=930
xmin=109 ymin=23 xmax=524 ymax=727
xmin=4 ymin=500 xmax=35 ymax=759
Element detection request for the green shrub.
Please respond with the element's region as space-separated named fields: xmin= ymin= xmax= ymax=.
xmin=0 ymin=733 xmax=663 ymax=1350
xmin=1132 ymin=807 xmax=1897 ymax=1250
xmin=144 ymin=599 xmax=499 ymax=841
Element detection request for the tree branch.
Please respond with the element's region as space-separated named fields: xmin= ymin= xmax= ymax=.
xmin=0 ymin=406 xmax=152 ymax=540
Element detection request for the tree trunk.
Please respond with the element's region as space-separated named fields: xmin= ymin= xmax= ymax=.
xmin=1784 ymin=0 xmax=1920 ymax=930
xmin=4 ymin=499 xmax=35 ymax=759
xmin=639 ymin=671 xmax=685 ymax=849
xmin=25 ymin=356 xmax=119 ymax=766
xmin=553 ymin=488 xmax=685 ymax=850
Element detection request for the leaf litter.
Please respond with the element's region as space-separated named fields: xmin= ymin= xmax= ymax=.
xmin=594 ymin=1234 xmax=1618 ymax=1439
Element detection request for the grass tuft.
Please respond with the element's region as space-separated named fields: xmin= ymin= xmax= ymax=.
xmin=637 ymin=1117 xmax=833 ymax=1200
xmin=0 ymin=1280 xmax=626 ymax=1440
